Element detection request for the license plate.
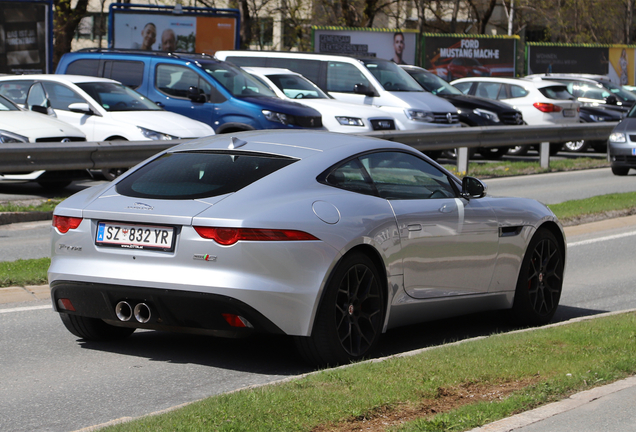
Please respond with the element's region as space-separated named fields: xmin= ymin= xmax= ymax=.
xmin=563 ymin=109 xmax=576 ymax=117
xmin=96 ymin=221 xmax=176 ymax=251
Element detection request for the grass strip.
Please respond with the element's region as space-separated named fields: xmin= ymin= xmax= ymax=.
xmin=100 ymin=312 xmax=636 ymax=432
xmin=0 ymin=258 xmax=50 ymax=287
xmin=0 ymin=198 xmax=62 ymax=213
xmin=443 ymin=156 xmax=609 ymax=178
xmin=548 ymin=192 xmax=636 ymax=221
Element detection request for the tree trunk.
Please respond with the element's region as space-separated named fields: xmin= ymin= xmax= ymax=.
xmin=238 ymin=0 xmax=253 ymax=49
xmin=53 ymin=0 xmax=90 ymax=68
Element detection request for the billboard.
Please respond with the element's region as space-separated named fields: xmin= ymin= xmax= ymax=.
xmin=526 ymin=43 xmax=636 ymax=85
xmin=312 ymin=27 xmax=418 ymax=65
xmin=423 ymin=34 xmax=518 ymax=81
xmin=109 ymin=4 xmax=239 ymax=55
xmin=0 ymin=0 xmax=52 ymax=74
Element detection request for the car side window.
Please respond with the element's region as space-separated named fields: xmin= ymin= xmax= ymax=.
xmin=475 ymin=82 xmax=502 ymax=100
xmin=325 ymin=159 xmax=377 ymax=196
xmin=156 ymin=64 xmax=206 ymax=99
xmin=453 ymin=82 xmax=472 ymax=94
xmin=509 ymin=85 xmax=529 ymax=98
xmin=0 ymin=80 xmax=34 ymax=104
xmin=359 ymin=152 xmax=456 ymax=200
xmin=103 ymin=61 xmax=144 ymax=89
xmin=326 ymin=61 xmax=370 ymax=93
xmin=268 ymin=58 xmax=322 ymax=85
xmin=41 ymin=82 xmax=86 ymax=110
xmin=66 ymin=59 xmax=100 ymax=78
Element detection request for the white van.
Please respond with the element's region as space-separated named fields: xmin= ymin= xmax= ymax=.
xmin=215 ymin=51 xmax=460 ymax=130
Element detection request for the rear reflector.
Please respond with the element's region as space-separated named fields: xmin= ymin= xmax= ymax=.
xmin=222 ymin=313 xmax=253 ymax=328
xmin=53 ymin=215 xmax=83 ymax=233
xmin=57 ymin=298 xmax=76 ymax=312
xmin=194 ymin=227 xmax=319 ymax=245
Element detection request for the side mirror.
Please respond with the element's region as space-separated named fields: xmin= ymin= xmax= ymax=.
xmin=606 ymin=94 xmax=618 ymax=105
xmin=187 ymin=86 xmax=206 ymax=103
xmin=30 ymin=105 xmax=48 ymax=115
xmin=461 ymin=176 xmax=487 ymax=199
xmin=353 ymin=83 xmax=375 ymax=97
xmin=68 ymin=102 xmax=93 ymax=115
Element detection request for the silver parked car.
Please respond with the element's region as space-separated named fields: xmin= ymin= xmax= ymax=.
xmin=49 ymin=130 xmax=566 ymax=366
xmin=608 ymin=108 xmax=636 ymax=175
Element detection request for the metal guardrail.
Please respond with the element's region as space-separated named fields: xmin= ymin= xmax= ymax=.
xmin=0 ymin=122 xmax=617 ymax=174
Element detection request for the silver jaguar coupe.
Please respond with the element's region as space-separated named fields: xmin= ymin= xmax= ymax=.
xmin=49 ymin=130 xmax=566 ymax=366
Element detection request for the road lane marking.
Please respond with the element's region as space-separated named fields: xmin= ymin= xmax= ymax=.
xmin=569 ymin=230 xmax=636 ymax=248
xmin=0 ymin=305 xmax=51 ymax=314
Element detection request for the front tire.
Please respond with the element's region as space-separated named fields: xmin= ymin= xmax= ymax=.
xmin=479 ymin=146 xmax=510 ymax=160
xmin=510 ymin=229 xmax=564 ymax=326
xmin=60 ymin=313 xmax=135 ymax=341
xmin=611 ymin=166 xmax=630 ymax=176
xmin=295 ymin=253 xmax=384 ymax=366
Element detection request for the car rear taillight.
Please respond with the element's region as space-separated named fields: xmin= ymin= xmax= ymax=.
xmin=533 ymin=102 xmax=563 ymax=113
xmin=193 ymin=227 xmax=319 ymax=245
xmin=222 ymin=313 xmax=253 ymax=328
xmin=53 ymin=215 xmax=83 ymax=233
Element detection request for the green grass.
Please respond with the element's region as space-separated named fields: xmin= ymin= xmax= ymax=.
xmin=443 ymin=156 xmax=609 ymax=178
xmin=98 ymin=312 xmax=636 ymax=432
xmin=548 ymin=192 xmax=636 ymax=221
xmin=0 ymin=198 xmax=62 ymax=213
xmin=0 ymin=258 xmax=50 ymax=287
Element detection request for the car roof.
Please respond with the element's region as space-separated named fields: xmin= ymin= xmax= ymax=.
xmin=171 ymin=129 xmax=410 ymax=161
xmin=242 ymin=67 xmax=298 ymax=76
xmin=216 ymin=50 xmax=380 ymax=64
xmin=0 ymin=74 xmax=120 ymax=85
xmin=67 ymin=48 xmax=219 ymax=62
xmin=452 ymin=76 xmax=569 ymax=89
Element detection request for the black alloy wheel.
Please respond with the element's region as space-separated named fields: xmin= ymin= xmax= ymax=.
xmin=510 ymin=229 xmax=564 ymax=326
xmin=295 ymin=253 xmax=384 ymax=366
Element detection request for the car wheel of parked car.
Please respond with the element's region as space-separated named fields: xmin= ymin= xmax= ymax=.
xmin=510 ymin=228 xmax=564 ymax=326
xmin=295 ymin=252 xmax=384 ymax=366
xmin=563 ymin=139 xmax=589 ymax=152
xmin=507 ymin=145 xmax=530 ymax=156
xmin=37 ymin=180 xmax=72 ymax=190
xmin=60 ymin=313 xmax=136 ymax=341
xmin=611 ymin=166 xmax=630 ymax=176
xmin=479 ymin=146 xmax=510 ymax=160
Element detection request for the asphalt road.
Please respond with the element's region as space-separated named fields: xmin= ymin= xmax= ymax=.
xmin=1 ymin=168 xmax=636 ymax=431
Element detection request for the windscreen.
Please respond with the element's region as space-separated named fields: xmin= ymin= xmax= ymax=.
xmin=539 ymin=85 xmax=573 ymax=100
xmin=201 ymin=61 xmax=277 ymax=98
xmin=266 ymin=74 xmax=329 ymax=99
xmin=76 ymin=82 xmax=161 ymax=112
xmin=408 ymin=69 xmax=462 ymax=95
xmin=116 ymin=151 xmax=297 ymax=200
xmin=0 ymin=95 xmax=19 ymax=111
xmin=362 ymin=59 xmax=423 ymax=92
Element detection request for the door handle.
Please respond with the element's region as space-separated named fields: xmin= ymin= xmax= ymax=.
xmin=438 ymin=204 xmax=453 ymax=213
xmin=155 ymin=101 xmax=165 ymax=107
xmin=407 ymin=224 xmax=422 ymax=231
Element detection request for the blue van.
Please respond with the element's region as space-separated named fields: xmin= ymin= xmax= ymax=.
xmin=55 ymin=50 xmax=323 ymax=133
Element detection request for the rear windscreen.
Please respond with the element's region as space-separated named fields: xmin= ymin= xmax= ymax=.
xmin=539 ymin=86 xmax=573 ymax=100
xmin=116 ymin=151 xmax=297 ymax=199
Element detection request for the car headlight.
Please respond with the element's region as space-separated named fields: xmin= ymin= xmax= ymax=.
xmin=588 ymin=115 xmax=606 ymax=122
xmin=335 ymin=116 xmax=364 ymax=126
xmin=138 ymin=127 xmax=177 ymax=140
xmin=262 ymin=110 xmax=289 ymax=125
xmin=609 ymin=132 xmax=627 ymax=142
xmin=405 ymin=109 xmax=435 ymax=122
xmin=473 ymin=108 xmax=500 ymax=123
xmin=0 ymin=129 xmax=29 ymax=143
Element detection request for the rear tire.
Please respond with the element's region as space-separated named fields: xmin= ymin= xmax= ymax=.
xmin=507 ymin=145 xmax=530 ymax=156
xmin=611 ymin=166 xmax=630 ymax=176
xmin=563 ymin=139 xmax=589 ymax=152
xmin=59 ymin=313 xmax=135 ymax=341
xmin=509 ymin=229 xmax=564 ymax=326
xmin=295 ymin=252 xmax=384 ymax=367
xmin=479 ymin=146 xmax=510 ymax=160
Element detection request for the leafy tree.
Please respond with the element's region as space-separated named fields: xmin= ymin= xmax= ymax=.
xmin=53 ymin=0 xmax=90 ymax=67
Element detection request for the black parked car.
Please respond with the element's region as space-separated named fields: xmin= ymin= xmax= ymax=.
xmin=401 ymin=65 xmax=523 ymax=159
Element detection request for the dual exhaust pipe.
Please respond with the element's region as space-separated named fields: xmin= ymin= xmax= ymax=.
xmin=115 ymin=301 xmax=151 ymax=323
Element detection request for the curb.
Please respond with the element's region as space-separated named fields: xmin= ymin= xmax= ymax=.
xmin=0 ymin=211 xmax=52 ymax=226
xmin=0 ymin=285 xmax=50 ymax=304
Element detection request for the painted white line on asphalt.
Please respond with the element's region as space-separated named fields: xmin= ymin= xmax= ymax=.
xmin=0 ymin=305 xmax=51 ymax=314
xmin=569 ymin=230 xmax=636 ymax=248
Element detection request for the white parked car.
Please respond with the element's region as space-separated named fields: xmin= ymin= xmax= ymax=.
xmin=243 ymin=67 xmax=398 ymax=133
xmin=0 ymin=75 xmax=215 ymax=179
xmin=451 ymin=77 xmax=580 ymax=155
xmin=0 ymin=94 xmax=87 ymax=189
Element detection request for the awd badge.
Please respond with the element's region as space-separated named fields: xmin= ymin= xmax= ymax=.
xmin=193 ymin=254 xmax=217 ymax=262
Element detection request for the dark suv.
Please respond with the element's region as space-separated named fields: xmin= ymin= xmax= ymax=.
xmin=401 ymin=65 xmax=523 ymax=159
xmin=55 ymin=49 xmax=323 ymax=134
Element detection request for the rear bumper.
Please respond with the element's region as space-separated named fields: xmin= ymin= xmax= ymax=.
xmin=51 ymin=281 xmax=285 ymax=338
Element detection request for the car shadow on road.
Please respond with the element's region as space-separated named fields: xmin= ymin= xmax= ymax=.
xmin=75 ymin=305 xmax=608 ymax=374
